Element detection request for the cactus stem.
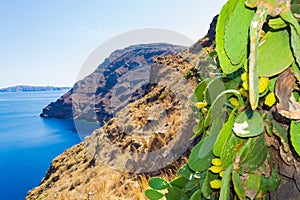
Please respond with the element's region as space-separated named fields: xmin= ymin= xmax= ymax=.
xmin=249 ymin=6 xmax=268 ymax=110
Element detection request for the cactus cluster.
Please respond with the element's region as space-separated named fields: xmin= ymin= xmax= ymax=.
xmin=146 ymin=75 xmax=281 ymax=199
xmin=146 ymin=0 xmax=300 ymax=199
xmin=216 ymin=0 xmax=300 ymax=110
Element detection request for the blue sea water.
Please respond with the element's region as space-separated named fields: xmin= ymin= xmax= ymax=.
xmin=0 ymin=90 xmax=98 ymax=200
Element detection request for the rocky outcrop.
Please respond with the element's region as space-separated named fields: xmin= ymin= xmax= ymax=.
xmin=40 ymin=43 xmax=186 ymax=123
xmin=27 ymin=48 xmax=212 ymax=200
xmin=189 ymin=15 xmax=218 ymax=54
xmin=27 ymin=17 xmax=219 ymax=200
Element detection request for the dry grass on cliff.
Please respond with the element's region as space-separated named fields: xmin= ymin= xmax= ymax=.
xmin=27 ymin=153 xmax=185 ymax=200
xmin=27 ymin=51 xmax=201 ymax=200
xmin=40 ymin=164 xmax=180 ymax=200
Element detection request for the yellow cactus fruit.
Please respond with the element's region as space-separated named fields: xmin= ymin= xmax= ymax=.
xmin=195 ymin=102 xmax=207 ymax=109
xmin=211 ymin=158 xmax=223 ymax=166
xmin=242 ymin=81 xmax=249 ymax=90
xmin=241 ymin=72 xmax=248 ymax=81
xmin=241 ymin=72 xmax=249 ymax=90
xmin=264 ymin=92 xmax=276 ymax=107
xmin=258 ymin=77 xmax=269 ymax=93
xmin=210 ymin=165 xmax=223 ymax=173
xmin=229 ymin=98 xmax=240 ymax=107
xmin=210 ymin=179 xmax=222 ymax=189
xmin=201 ymin=108 xmax=208 ymax=114
xmin=219 ymin=171 xmax=224 ymax=177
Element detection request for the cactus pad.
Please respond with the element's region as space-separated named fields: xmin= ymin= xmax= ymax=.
xmin=237 ymin=135 xmax=268 ymax=173
xmin=257 ymin=29 xmax=294 ymax=76
xmin=216 ymin=0 xmax=242 ymax=74
xmin=224 ymin=0 xmax=254 ymax=66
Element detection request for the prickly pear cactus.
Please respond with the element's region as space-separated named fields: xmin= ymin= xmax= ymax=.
xmin=224 ymin=0 xmax=254 ymax=66
xmin=217 ymin=0 xmax=300 ymax=110
xmin=146 ymin=1 xmax=300 ymax=200
xmin=257 ymin=29 xmax=294 ymax=77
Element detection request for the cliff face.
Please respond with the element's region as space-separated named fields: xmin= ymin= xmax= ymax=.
xmin=27 ymin=17 xmax=219 ymax=200
xmin=189 ymin=15 xmax=218 ymax=54
xmin=27 ymin=48 xmax=216 ymax=200
xmin=40 ymin=43 xmax=186 ymax=123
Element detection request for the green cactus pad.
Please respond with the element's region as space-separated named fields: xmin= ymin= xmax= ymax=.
xmin=190 ymin=190 xmax=201 ymax=200
xmin=170 ymin=176 xmax=188 ymax=188
xmin=268 ymin=17 xmax=287 ymax=29
xmin=248 ymin=6 xmax=267 ymax=110
xmin=244 ymin=174 xmax=261 ymax=199
xmin=148 ymin=177 xmax=170 ymax=190
xmin=216 ymin=0 xmax=242 ymax=74
xmin=220 ymin=133 xmax=246 ymax=169
xmin=232 ymin=171 xmax=246 ymax=200
xmin=145 ymin=189 xmax=164 ymax=200
xmin=188 ymin=139 xmax=215 ymax=172
xmin=213 ymin=108 xmax=237 ymax=157
xmin=237 ymin=135 xmax=268 ymax=173
xmin=219 ymin=165 xmax=233 ymax=200
xmin=177 ymin=164 xmax=196 ymax=180
xmin=201 ymin=171 xmax=218 ymax=199
xmin=290 ymin=25 xmax=300 ymax=67
xmin=224 ymin=0 xmax=254 ymax=65
xmin=245 ymin=0 xmax=260 ymax=8
xmin=280 ymin=9 xmax=300 ymax=35
xmin=233 ymin=110 xmax=264 ymax=137
xmin=165 ymin=187 xmax=188 ymax=200
xmin=290 ymin=120 xmax=300 ymax=156
xmin=257 ymin=29 xmax=294 ymax=77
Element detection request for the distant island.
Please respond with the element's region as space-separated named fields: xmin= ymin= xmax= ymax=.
xmin=0 ymin=85 xmax=70 ymax=92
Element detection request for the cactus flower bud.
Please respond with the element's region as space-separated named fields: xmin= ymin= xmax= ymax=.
xmin=201 ymin=108 xmax=208 ymax=114
xmin=210 ymin=166 xmax=223 ymax=173
xmin=242 ymin=81 xmax=249 ymax=90
xmin=241 ymin=72 xmax=248 ymax=81
xmin=219 ymin=171 xmax=224 ymax=177
xmin=211 ymin=158 xmax=223 ymax=166
xmin=229 ymin=98 xmax=240 ymax=107
xmin=210 ymin=179 xmax=221 ymax=189
xmin=264 ymin=92 xmax=276 ymax=107
xmin=195 ymin=102 xmax=207 ymax=109
xmin=258 ymin=77 xmax=269 ymax=93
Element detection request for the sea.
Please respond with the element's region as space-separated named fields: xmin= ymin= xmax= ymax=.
xmin=0 ymin=90 xmax=100 ymax=200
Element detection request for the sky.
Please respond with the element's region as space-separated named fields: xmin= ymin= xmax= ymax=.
xmin=0 ymin=0 xmax=227 ymax=88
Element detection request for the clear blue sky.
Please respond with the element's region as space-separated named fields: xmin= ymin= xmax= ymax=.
xmin=0 ymin=0 xmax=227 ymax=88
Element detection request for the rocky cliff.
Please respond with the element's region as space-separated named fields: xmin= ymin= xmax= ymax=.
xmin=27 ymin=49 xmax=216 ymax=200
xmin=40 ymin=43 xmax=186 ymax=122
xmin=27 ymin=18 xmax=219 ymax=200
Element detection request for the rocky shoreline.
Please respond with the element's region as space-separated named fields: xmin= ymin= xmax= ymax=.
xmin=0 ymin=85 xmax=70 ymax=92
